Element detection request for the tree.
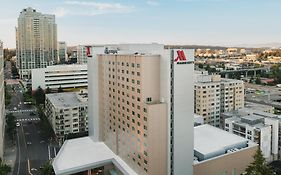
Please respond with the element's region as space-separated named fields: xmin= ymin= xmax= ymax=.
xmin=0 ymin=158 xmax=11 ymax=175
xmin=34 ymin=86 xmax=45 ymax=105
xmin=245 ymin=149 xmax=274 ymax=175
xmin=6 ymin=114 xmax=16 ymax=142
xmin=45 ymin=87 xmax=51 ymax=94
xmin=39 ymin=161 xmax=54 ymax=175
xmin=57 ymin=86 xmax=63 ymax=93
xmin=198 ymin=63 xmax=204 ymax=69
xmin=255 ymin=76 xmax=261 ymax=85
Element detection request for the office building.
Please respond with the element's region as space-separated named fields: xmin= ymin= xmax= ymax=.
xmin=16 ymin=7 xmax=57 ymax=79
xmin=224 ymin=108 xmax=279 ymax=162
xmin=31 ymin=64 xmax=87 ymax=92
xmin=194 ymin=71 xmax=244 ymax=127
xmin=194 ymin=125 xmax=257 ymax=175
xmin=53 ymin=44 xmax=194 ymax=175
xmin=45 ymin=90 xmax=88 ymax=144
xmin=0 ymin=41 xmax=5 ymax=158
xmin=58 ymin=41 xmax=67 ymax=63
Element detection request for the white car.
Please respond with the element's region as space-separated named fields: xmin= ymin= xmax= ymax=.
xmin=16 ymin=122 xmax=20 ymax=127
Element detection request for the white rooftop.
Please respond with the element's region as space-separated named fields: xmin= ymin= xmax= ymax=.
xmin=53 ymin=136 xmax=137 ymax=175
xmin=194 ymin=125 xmax=249 ymax=160
xmin=46 ymin=92 xmax=87 ymax=109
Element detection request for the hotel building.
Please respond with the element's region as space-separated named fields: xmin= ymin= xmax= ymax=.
xmin=53 ymin=44 xmax=194 ymax=175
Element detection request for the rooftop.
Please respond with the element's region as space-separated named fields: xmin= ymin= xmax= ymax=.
xmin=194 ymin=125 xmax=252 ymax=161
xmin=53 ymin=137 xmax=137 ymax=175
xmin=46 ymin=92 xmax=87 ymax=108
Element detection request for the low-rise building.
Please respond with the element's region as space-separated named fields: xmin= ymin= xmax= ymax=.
xmin=45 ymin=90 xmax=88 ymax=144
xmin=31 ymin=64 xmax=87 ymax=91
xmin=194 ymin=124 xmax=257 ymax=175
xmin=224 ymin=109 xmax=279 ymax=161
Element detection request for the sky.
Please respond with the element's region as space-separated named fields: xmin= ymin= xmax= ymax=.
xmin=1 ymin=0 xmax=281 ymax=48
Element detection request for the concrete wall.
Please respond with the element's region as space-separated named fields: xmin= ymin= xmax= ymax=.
xmin=147 ymin=103 xmax=167 ymax=175
xmin=194 ymin=146 xmax=257 ymax=175
xmin=173 ymin=49 xmax=194 ymax=175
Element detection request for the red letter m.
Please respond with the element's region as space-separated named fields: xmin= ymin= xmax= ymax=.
xmin=175 ymin=50 xmax=186 ymax=62
xmin=86 ymin=46 xmax=92 ymax=57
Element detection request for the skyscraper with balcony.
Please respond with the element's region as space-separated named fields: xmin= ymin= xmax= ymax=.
xmin=0 ymin=41 xmax=5 ymax=158
xmin=16 ymin=7 xmax=57 ymax=79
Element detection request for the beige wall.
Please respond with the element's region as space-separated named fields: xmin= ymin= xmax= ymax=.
xmin=98 ymin=54 xmax=167 ymax=175
xmin=194 ymin=146 xmax=257 ymax=175
xmin=147 ymin=103 xmax=167 ymax=175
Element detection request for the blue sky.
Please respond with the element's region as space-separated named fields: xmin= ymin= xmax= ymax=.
xmin=1 ymin=0 xmax=281 ymax=48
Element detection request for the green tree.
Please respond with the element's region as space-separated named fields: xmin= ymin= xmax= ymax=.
xmin=245 ymin=149 xmax=274 ymax=175
xmin=34 ymin=86 xmax=45 ymax=105
xmin=57 ymin=86 xmax=63 ymax=93
xmin=0 ymin=158 xmax=11 ymax=175
xmin=39 ymin=161 xmax=54 ymax=175
xmin=45 ymin=87 xmax=51 ymax=94
xmin=255 ymin=76 xmax=261 ymax=85
xmin=5 ymin=114 xmax=16 ymax=143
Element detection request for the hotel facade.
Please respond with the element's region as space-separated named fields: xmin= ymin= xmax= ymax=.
xmin=53 ymin=44 xmax=194 ymax=175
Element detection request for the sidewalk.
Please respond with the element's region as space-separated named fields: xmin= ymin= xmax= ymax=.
xmin=3 ymin=135 xmax=17 ymax=175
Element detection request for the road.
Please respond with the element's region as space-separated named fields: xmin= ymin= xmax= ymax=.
xmin=4 ymin=61 xmax=59 ymax=175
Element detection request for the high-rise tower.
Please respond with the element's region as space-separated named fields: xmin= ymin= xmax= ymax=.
xmin=16 ymin=7 xmax=57 ymax=79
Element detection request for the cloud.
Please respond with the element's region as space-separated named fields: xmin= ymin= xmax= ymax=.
xmin=61 ymin=1 xmax=135 ymax=16
xmin=146 ymin=1 xmax=159 ymax=6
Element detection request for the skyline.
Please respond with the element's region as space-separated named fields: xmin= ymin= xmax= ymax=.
xmin=1 ymin=0 xmax=281 ymax=48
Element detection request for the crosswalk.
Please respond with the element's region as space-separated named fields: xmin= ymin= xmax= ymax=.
xmin=7 ymin=109 xmax=36 ymax=113
xmin=16 ymin=118 xmax=40 ymax=122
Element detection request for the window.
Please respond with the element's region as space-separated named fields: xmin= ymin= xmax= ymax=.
xmin=143 ymin=108 xmax=147 ymax=113
xmin=137 ymin=64 xmax=140 ymax=68
xmin=144 ymin=159 xmax=148 ymax=165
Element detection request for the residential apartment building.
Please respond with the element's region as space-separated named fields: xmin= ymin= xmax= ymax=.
xmin=58 ymin=41 xmax=67 ymax=63
xmin=194 ymin=125 xmax=257 ymax=175
xmin=31 ymin=64 xmax=87 ymax=91
xmin=224 ymin=109 xmax=279 ymax=162
xmin=0 ymin=41 xmax=5 ymax=158
xmin=16 ymin=7 xmax=57 ymax=79
xmin=45 ymin=90 xmax=88 ymax=143
xmin=194 ymin=71 xmax=244 ymax=127
xmin=53 ymin=44 xmax=195 ymax=175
